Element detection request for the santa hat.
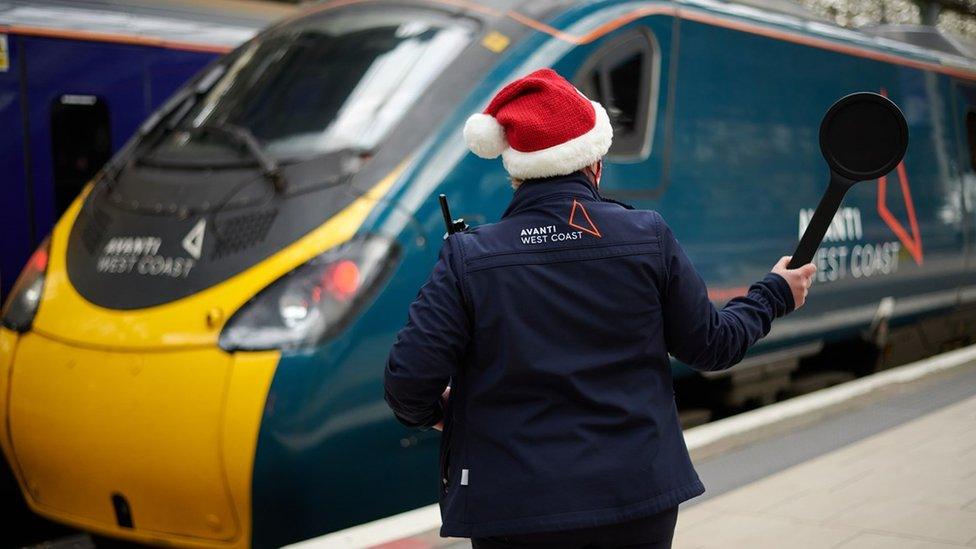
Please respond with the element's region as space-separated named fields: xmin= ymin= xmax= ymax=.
xmin=463 ymin=68 xmax=613 ymax=180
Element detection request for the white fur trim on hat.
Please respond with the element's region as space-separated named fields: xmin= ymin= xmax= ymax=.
xmin=501 ymin=101 xmax=613 ymax=180
xmin=463 ymin=113 xmax=507 ymax=159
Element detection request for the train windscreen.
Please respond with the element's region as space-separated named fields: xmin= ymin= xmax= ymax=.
xmin=148 ymin=7 xmax=473 ymax=164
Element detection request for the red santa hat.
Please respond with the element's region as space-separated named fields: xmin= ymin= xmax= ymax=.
xmin=463 ymin=68 xmax=613 ymax=180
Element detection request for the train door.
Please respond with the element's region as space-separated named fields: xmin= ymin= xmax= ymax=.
xmin=952 ymin=81 xmax=976 ymax=291
xmin=15 ymin=37 xmax=215 ymax=293
xmin=50 ymin=94 xmax=112 ymax=217
xmin=20 ymin=37 xmax=152 ymax=244
xmin=565 ymin=16 xmax=675 ymax=207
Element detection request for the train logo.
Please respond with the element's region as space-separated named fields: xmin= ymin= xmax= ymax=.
xmin=182 ymin=219 xmax=206 ymax=260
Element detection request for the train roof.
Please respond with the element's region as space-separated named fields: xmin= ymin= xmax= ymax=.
xmin=865 ymin=23 xmax=976 ymax=57
xmin=290 ymin=0 xmax=976 ymax=76
xmin=660 ymin=0 xmax=976 ymax=74
xmin=682 ymin=0 xmax=976 ymax=61
xmin=0 ymin=0 xmax=295 ymax=52
xmin=702 ymin=0 xmax=830 ymax=22
xmin=6 ymin=0 xmax=973 ymax=74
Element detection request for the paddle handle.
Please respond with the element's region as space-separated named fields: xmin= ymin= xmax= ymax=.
xmin=788 ymin=176 xmax=850 ymax=269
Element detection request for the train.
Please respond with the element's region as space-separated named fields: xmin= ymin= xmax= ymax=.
xmin=0 ymin=0 xmax=292 ymax=298
xmin=0 ymin=1 xmax=290 ymax=544
xmin=3 ymin=0 xmax=976 ymax=547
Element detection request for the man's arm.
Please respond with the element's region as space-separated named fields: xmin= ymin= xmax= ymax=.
xmin=657 ymin=214 xmax=813 ymax=372
xmin=384 ymin=238 xmax=470 ymax=429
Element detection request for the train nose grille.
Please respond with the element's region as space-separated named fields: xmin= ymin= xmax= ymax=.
xmin=212 ymin=208 xmax=277 ymax=259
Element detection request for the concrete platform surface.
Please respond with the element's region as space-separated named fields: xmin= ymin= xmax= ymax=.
xmin=674 ymin=394 xmax=976 ymax=548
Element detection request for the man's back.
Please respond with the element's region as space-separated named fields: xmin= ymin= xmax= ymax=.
xmin=443 ymin=174 xmax=702 ymax=536
xmin=384 ymin=68 xmax=811 ymax=547
xmin=386 ymin=172 xmax=796 ymax=537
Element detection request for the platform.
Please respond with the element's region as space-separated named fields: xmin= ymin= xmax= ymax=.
xmin=299 ymin=346 xmax=976 ymax=549
xmin=674 ymin=371 xmax=976 ymax=548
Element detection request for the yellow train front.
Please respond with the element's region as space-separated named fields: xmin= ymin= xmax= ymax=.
xmin=0 ymin=1 xmax=532 ymax=546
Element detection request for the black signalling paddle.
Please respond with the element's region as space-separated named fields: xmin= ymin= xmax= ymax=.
xmin=788 ymin=92 xmax=908 ymax=269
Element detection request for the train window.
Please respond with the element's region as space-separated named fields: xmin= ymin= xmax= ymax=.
xmin=149 ymin=7 xmax=473 ymax=163
xmin=575 ymin=29 xmax=659 ymax=160
xmin=967 ymin=110 xmax=976 ymax=171
xmin=50 ymin=95 xmax=111 ymax=216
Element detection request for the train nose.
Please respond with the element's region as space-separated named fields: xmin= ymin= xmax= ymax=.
xmin=3 ymin=330 xmax=276 ymax=546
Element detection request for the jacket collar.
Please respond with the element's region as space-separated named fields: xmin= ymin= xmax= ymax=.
xmin=502 ymin=172 xmax=602 ymax=218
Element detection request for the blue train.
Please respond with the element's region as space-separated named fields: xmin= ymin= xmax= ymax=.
xmin=2 ymin=0 xmax=975 ymax=547
xmin=0 ymin=0 xmax=290 ymax=297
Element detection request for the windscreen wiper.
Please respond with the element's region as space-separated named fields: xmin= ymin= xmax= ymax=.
xmin=105 ymin=66 xmax=227 ymax=184
xmin=137 ymin=64 xmax=227 ymax=148
xmin=193 ymin=121 xmax=287 ymax=193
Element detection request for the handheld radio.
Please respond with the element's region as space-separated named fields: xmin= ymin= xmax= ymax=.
xmin=439 ymin=194 xmax=469 ymax=238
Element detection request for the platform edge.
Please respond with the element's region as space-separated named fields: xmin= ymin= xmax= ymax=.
xmin=684 ymin=343 xmax=976 ymax=461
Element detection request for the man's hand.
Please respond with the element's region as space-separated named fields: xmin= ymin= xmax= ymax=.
xmin=432 ymin=386 xmax=451 ymax=432
xmin=771 ymin=256 xmax=817 ymax=310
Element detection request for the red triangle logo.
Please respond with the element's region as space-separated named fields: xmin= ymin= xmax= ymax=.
xmin=876 ymin=88 xmax=923 ymax=266
xmin=877 ymin=162 xmax=923 ymax=265
xmin=568 ymin=199 xmax=602 ymax=238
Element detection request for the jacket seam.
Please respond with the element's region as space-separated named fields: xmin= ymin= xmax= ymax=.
xmin=503 ymin=191 xmax=600 ymax=217
xmin=465 ymin=238 xmax=660 ymax=263
xmin=454 ymin=236 xmax=470 ymax=521
xmin=452 ymin=235 xmax=474 ymax=308
xmin=466 ymin=248 xmax=660 ymax=274
xmin=653 ymin=212 xmax=671 ymax=296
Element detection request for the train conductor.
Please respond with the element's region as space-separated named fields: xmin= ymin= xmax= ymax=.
xmin=385 ymin=68 xmax=816 ymax=548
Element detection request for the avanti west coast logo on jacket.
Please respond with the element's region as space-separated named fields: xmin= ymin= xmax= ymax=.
xmin=518 ymin=199 xmax=602 ymax=245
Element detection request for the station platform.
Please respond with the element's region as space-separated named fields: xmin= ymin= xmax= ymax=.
xmin=673 ymin=370 xmax=976 ymax=548
xmin=298 ymin=345 xmax=976 ymax=549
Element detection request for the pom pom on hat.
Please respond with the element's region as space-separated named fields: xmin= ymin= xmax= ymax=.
xmin=463 ymin=113 xmax=507 ymax=159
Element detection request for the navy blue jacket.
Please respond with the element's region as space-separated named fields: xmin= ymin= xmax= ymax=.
xmin=385 ymin=173 xmax=794 ymax=538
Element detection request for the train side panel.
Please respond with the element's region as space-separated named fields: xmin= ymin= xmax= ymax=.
xmin=0 ymin=34 xmax=32 ymax=297
xmin=647 ymin=19 xmax=972 ymax=350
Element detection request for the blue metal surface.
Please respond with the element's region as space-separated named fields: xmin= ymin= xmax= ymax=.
xmin=23 ymin=38 xmax=215 ymax=240
xmin=0 ymin=34 xmax=31 ymax=298
xmin=0 ymin=37 xmax=218 ymax=297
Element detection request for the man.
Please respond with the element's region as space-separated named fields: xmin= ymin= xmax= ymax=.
xmin=385 ymin=69 xmax=815 ymax=548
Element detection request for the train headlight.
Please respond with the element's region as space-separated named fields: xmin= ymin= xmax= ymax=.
xmin=218 ymin=235 xmax=399 ymax=351
xmin=2 ymin=238 xmax=51 ymax=332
